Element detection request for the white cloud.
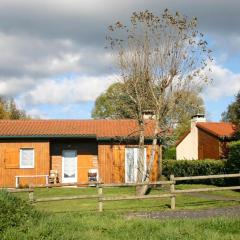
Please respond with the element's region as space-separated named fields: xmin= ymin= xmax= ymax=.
xmin=19 ymin=74 xmax=117 ymax=106
xmin=26 ymin=108 xmax=48 ymax=119
xmin=0 ymin=77 xmax=36 ymax=96
xmin=202 ymin=62 xmax=240 ymax=101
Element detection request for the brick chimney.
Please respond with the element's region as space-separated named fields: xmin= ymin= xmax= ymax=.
xmin=143 ymin=110 xmax=155 ymax=120
xmin=191 ymin=114 xmax=206 ymax=128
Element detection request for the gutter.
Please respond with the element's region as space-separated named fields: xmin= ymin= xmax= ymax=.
xmin=0 ymin=134 xmax=97 ymax=139
xmin=0 ymin=135 xmax=157 ymax=143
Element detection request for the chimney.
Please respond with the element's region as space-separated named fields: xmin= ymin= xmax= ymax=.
xmin=191 ymin=114 xmax=206 ymax=128
xmin=143 ymin=110 xmax=155 ymax=120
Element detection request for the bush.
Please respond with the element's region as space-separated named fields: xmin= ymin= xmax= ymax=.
xmin=162 ymin=159 xmax=227 ymax=185
xmin=0 ymin=190 xmax=41 ymax=235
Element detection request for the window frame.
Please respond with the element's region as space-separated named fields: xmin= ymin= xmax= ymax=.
xmin=20 ymin=148 xmax=35 ymax=169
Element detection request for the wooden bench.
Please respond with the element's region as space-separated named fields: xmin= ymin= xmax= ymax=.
xmin=15 ymin=175 xmax=49 ymax=188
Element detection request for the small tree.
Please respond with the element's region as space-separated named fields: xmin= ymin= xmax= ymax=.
xmin=107 ymin=10 xmax=212 ymax=194
xmin=91 ymin=83 xmax=135 ymax=119
xmin=222 ymin=90 xmax=240 ymax=123
xmin=0 ymin=97 xmax=28 ymax=120
xmin=222 ymin=90 xmax=240 ymax=139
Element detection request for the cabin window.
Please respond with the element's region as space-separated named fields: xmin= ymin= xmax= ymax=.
xmin=20 ymin=148 xmax=35 ymax=168
xmin=125 ymin=147 xmax=146 ymax=183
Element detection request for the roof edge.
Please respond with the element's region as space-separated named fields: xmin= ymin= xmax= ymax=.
xmin=0 ymin=134 xmax=97 ymax=139
xmin=176 ymin=130 xmax=190 ymax=146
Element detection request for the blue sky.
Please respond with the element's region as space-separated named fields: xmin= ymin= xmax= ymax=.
xmin=0 ymin=0 xmax=239 ymax=121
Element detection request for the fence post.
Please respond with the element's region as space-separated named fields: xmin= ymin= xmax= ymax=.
xmin=98 ymin=183 xmax=103 ymax=212
xmin=170 ymin=174 xmax=175 ymax=210
xmin=29 ymin=188 xmax=34 ymax=203
xmin=15 ymin=176 xmax=19 ymax=188
xmin=45 ymin=175 xmax=49 ymax=185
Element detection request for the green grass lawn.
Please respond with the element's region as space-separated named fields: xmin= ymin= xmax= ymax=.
xmin=4 ymin=184 xmax=239 ymax=240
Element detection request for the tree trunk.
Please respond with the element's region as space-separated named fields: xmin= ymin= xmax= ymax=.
xmin=136 ymin=120 xmax=145 ymax=196
xmin=138 ymin=119 xmax=159 ymax=195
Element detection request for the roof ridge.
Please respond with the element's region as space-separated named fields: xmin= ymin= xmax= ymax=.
xmin=0 ymin=119 xmax=138 ymax=122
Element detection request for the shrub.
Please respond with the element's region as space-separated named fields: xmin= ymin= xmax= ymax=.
xmin=0 ymin=190 xmax=41 ymax=235
xmin=162 ymin=159 xmax=227 ymax=185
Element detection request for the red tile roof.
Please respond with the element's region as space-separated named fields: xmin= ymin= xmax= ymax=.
xmin=196 ymin=122 xmax=236 ymax=138
xmin=0 ymin=119 xmax=155 ymax=139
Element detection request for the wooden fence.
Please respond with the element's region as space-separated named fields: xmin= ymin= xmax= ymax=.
xmin=5 ymin=173 xmax=240 ymax=212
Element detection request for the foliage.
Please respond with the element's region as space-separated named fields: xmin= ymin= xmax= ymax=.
xmin=0 ymin=190 xmax=41 ymax=235
xmin=92 ymin=83 xmax=134 ymax=119
xmin=222 ymin=91 xmax=240 ymax=139
xmin=173 ymin=91 xmax=205 ymax=140
xmin=163 ymin=159 xmax=227 ymax=185
xmin=163 ymin=146 xmax=176 ymax=160
xmin=222 ymin=91 xmax=240 ymax=123
xmin=0 ymin=97 xmax=29 ymax=120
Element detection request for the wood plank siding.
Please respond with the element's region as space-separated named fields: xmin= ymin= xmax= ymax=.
xmin=98 ymin=144 xmax=160 ymax=183
xmin=198 ymin=128 xmax=220 ymax=159
xmin=0 ymin=140 xmax=50 ymax=187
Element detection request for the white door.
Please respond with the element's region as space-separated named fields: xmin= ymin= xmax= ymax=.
xmin=62 ymin=150 xmax=77 ymax=183
xmin=125 ymin=148 xmax=146 ymax=183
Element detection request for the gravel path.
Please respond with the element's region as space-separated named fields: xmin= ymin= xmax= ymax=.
xmin=186 ymin=192 xmax=240 ymax=202
xmin=127 ymin=206 xmax=240 ymax=219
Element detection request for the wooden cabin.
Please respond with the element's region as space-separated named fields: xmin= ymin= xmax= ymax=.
xmin=0 ymin=119 xmax=160 ymax=187
xmin=176 ymin=115 xmax=235 ymax=160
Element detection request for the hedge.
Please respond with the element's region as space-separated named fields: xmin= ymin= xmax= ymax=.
xmin=162 ymin=159 xmax=227 ymax=185
xmin=227 ymin=140 xmax=240 ymax=173
xmin=226 ymin=140 xmax=240 ymax=185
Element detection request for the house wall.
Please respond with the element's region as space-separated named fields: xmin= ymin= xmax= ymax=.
xmin=176 ymin=124 xmax=199 ymax=160
xmin=98 ymin=143 xmax=160 ymax=183
xmin=198 ymin=128 xmax=220 ymax=159
xmin=0 ymin=139 xmax=161 ymax=187
xmin=50 ymin=139 xmax=98 ymax=183
xmin=0 ymin=140 xmax=50 ymax=187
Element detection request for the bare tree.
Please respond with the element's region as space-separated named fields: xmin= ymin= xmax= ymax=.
xmin=107 ymin=10 xmax=212 ymax=194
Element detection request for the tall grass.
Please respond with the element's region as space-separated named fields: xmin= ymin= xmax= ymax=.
xmin=2 ymin=212 xmax=240 ymax=240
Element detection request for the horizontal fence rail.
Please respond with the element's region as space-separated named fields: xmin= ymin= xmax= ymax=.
xmin=174 ymin=173 xmax=240 ymax=181
xmin=35 ymin=195 xmax=99 ymax=202
xmin=102 ymin=194 xmax=175 ymax=201
xmin=4 ymin=173 xmax=240 ymax=211
xmin=4 ymin=188 xmax=34 ymax=193
xmin=173 ymin=186 xmax=240 ymax=194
